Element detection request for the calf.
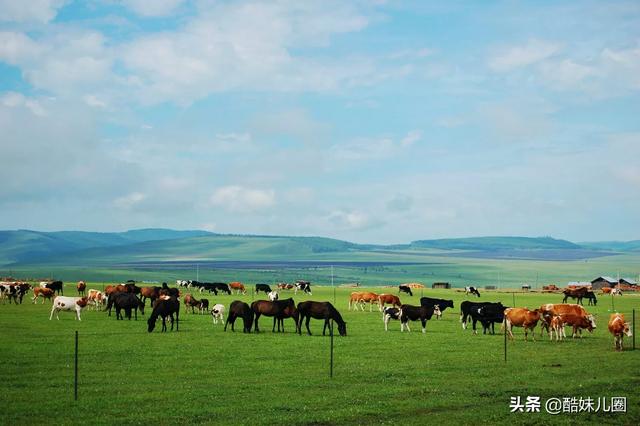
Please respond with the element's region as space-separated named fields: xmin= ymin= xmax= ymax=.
xmin=550 ymin=315 xmax=565 ymax=341
xmin=255 ymin=283 xmax=272 ymax=295
xmin=559 ymin=313 xmax=596 ymax=338
xmin=420 ymin=297 xmax=454 ymax=319
xmin=399 ymin=304 xmax=440 ymax=333
xmin=382 ymin=307 xmax=401 ymax=331
xmin=608 ymin=313 xmax=632 ymax=351
xmin=398 ymin=285 xmax=413 ymax=296
xmin=87 ymin=289 xmax=107 ymax=311
xmin=504 ymin=308 xmax=541 ymax=341
xmin=294 ymin=281 xmax=312 ymax=295
xmin=50 ymin=296 xmax=88 ymax=320
xmin=210 ymin=304 xmax=225 ymax=325
xmin=183 ymin=293 xmax=200 ymax=314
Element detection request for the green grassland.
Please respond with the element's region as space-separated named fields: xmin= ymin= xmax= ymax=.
xmin=1 ymin=284 xmax=639 ymax=425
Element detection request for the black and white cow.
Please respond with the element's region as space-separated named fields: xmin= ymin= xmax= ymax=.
xmin=398 ymin=285 xmax=413 ymax=296
xmin=460 ymin=301 xmax=495 ymax=329
xmin=467 ymin=302 xmax=506 ymax=335
xmin=213 ymin=283 xmax=231 ymax=295
xmin=399 ymin=304 xmax=441 ymax=333
xmin=294 ymin=281 xmax=312 ymax=295
xmin=255 ymin=283 xmax=272 ymax=295
xmin=464 ymin=286 xmax=481 ymax=297
xmin=382 ymin=307 xmax=401 ymax=331
xmin=420 ymin=297 xmax=454 ymax=319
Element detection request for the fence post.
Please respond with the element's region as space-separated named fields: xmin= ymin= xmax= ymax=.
xmin=633 ymin=309 xmax=636 ymax=351
xmin=333 ymin=286 xmax=336 ymax=305
xmin=330 ymin=320 xmax=334 ymax=378
xmin=74 ymin=330 xmax=78 ymax=401
xmin=504 ymin=321 xmax=507 ymax=363
xmin=512 ymin=292 xmax=515 ymax=307
xmin=611 ymin=294 xmax=614 ymax=312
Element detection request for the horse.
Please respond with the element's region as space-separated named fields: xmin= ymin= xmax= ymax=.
xmin=225 ymin=300 xmax=253 ymax=333
xmin=297 ymin=301 xmax=347 ymax=336
xmin=251 ymin=298 xmax=298 ymax=333
xmin=147 ymin=296 xmax=180 ymax=332
xmin=107 ymin=292 xmax=145 ymax=320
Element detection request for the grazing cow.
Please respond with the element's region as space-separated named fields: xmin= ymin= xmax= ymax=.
xmin=255 ymin=283 xmax=272 ymax=295
xmin=86 ymin=289 xmax=107 ymax=311
xmin=46 ymin=281 xmax=64 ymax=295
xmin=183 ymin=293 xmax=200 ymax=314
xmin=277 ymin=283 xmax=294 ymax=290
xmin=399 ymin=304 xmax=440 ymax=333
xmin=562 ymin=287 xmax=589 ymax=305
xmin=558 ymin=313 xmax=597 ymax=338
xmin=251 ymin=298 xmax=298 ymax=333
xmin=420 ymin=297 xmax=454 ymax=319
xmin=49 ymin=296 xmax=88 ymax=320
xmin=107 ymin=293 xmax=145 ymax=320
xmin=13 ymin=283 xmax=30 ymax=304
xmin=77 ymin=281 xmax=86 ymax=296
xmin=460 ymin=301 xmax=495 ymax=329
xmin=600 ymin=287 xmax=612 ymax=295
xmin=32 ymin=287 xmax=56 ymax=304
xmin=147 ymin=296 xmax=180 ymax=332
xmin=540 ymin=303 xmax=596 ymax=338
xmin=504 ymin=308 xmax=542 ymax=341
xmin=398 ymin=285 xmax=413 ymax=296
xmin=210 ymin=304 xmax=225 ymax=325
xmin=348 ymin=292 xmax=379 ymax=311
xmin=584 ymin=291 xmax=597 ymax=306
xmin=611 ymin=288 xmax=622 ymax=296
xmin=464 ymin=286 xmax=481 ymax=297
xmin=294 ymin=281 xmax=312 ymax=295
xmin=297 ymin=301 xmax=347 ymax=336
xmin=382 ymin=307 xmax=401 ymax=331
xmin=608 ymin=313 xmax=632 ymax=351
xmin=176 ymin=280 xmax=188 ymax=287
xmin=224 ymin=301 xmax=254 ymax=333
xmin=268 ymin=290 xmax=279 ymax=301
xmin=229 ymin=282 xmax=246 ymax=294
xmin=198 ymin=298 xmax=210 ymax=314
xmin=378 ymin=294 xmax=401 ymax=311
xmin=463 ymin=302 xmax=506 ymax=335
xmin=210 ymin=283 xmax=231 ymax=295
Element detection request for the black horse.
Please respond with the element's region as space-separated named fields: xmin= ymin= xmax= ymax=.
xmin=46 ymin=281 xmax=64 ymax=295
xmin=147 ymin=296 xmax=180 ymax=332
xmin=297 ymin=301 xmax=347 ymax=336
xmin=225 ymin=300 xmax=254 ymax=333
xmin=108 ymin=292 xmax=145 ymax=320
xmin=251 ymin=298 xmax=298 ymax=333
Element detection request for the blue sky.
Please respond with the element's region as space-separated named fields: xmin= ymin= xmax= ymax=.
xmin=1 ymin=0 xmax=639 ymax=243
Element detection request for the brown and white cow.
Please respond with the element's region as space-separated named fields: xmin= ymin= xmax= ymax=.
xmin=229 ymin=282 xmax=246 ymax=295
xmin=550 ymin=315 xmax=565 ymax=341
xmin=87 ymin=289 xmax=107 ymax=310
xmin=608 ymin=313 xmax=632 ymax=351
xmin=77 ymin=281 xmax=86 ymax=296
xmin=504 ymin=308 xmax=542 ymax=341
xmin=378 ymin=294 xmax=401 ymax=311
xmin=50 ymin=296 xmax=89 ymax=320
xmin=348 ymin=292 xmax=378 ymax=311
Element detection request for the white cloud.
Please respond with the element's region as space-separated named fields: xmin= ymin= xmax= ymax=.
xmin=400 ymin=130 xmax=422 ymax=147
xmin=209 ymin=185 xmax=275 ymax=213
xmin=121 ymin=0 xmax=185 ymax=17
xmin=113 ymin=192 xmax=146 ymax=209
xmin=489 ymin=39 xmax=561 ymax=72
xmin=1 ymin=92 xmax=47 ymax=116
xmin=328 ymin=209 xmax=381 ymax=231
xmin=0 ymin=0 xmax=67 ymax=23
xmin=332 ymin=130 xmax=421 ymax=161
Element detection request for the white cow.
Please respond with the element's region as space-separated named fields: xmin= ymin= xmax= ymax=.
xmin=210 ymin=304 xmax=225 ymax=325
xmin=268 ymin=290 xmax=279 ymax=301
xmin=86 ymin=289 xmax=107 ymax=311
xmin=50 ymin=296 xmax=88 ymax=320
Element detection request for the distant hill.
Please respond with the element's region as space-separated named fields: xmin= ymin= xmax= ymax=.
xmin=0 ymin=230 xmax=635 ymax=267
xmin=411 ymin=236 xmax=581 ymax=251
xmin=579 ymin=240 xmax=640 ymax=252
xmin=0 ymin=229 xmax=213 ymax=264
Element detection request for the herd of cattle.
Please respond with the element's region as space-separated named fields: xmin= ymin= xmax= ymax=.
xmin=0 ymin=279 xmax=634 ymax=351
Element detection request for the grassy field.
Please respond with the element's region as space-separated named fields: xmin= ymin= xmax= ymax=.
xmin=1 ymin=283 xmax=639 ymax=425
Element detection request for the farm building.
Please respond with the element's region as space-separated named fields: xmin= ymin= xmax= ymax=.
xmin=432 ymin=282 xmax=450 ymax=289
xmin=590 ymin=276 xmax=618 ymax=290
xmin=619 ymin=277 xmax=637 ymax=286
xmin=568 ymin=281 xmax=591 ymax=289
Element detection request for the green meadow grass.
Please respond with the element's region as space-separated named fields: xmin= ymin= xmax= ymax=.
xmin=1 ymin=285 xmax=639 ymax=425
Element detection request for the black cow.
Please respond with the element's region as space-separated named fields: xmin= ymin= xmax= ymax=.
xmin=399 ymin=285 xmax=413 ymax=296
xmin=255 ymin=283 xmax=272 ymax=295
xmin=213 ymin=283 xmax=231 ymax=295
xmin=465 ymin=286 xmax=480 ymax=297
xmin=460 ymin=301 xmax=494 ymax=329
xmin=225 ymin=300 xmax=254 ymax=333
xmin=46 ymin=281 xmax=64 ymax=295
xmin=420 ymin=297 xmax=454 ymax=319
xmin=108 ymin=293 xmax=145 ymax=320
xmin=468 ymin=302 xmax=506 ymax=335
xmin=584 ymin=291 xmax=597 ymax=306
xmin=399 ymin=304 xmax=440 ymax=333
